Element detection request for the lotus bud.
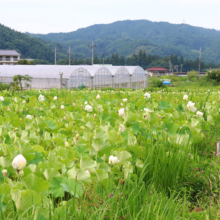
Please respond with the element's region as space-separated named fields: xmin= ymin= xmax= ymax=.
xmin=183 ymin=95 xmax=188 ymax=100
xmin=63 ymin=116 xmax=66 ymax=120
xmin=94 ymin=114 xmax=97 ymax=118
xmin=18 ymin=170 xmax=24 ymax=178
xmin=118 ymin=108 xmax=124 ymax=117
xmin=86 ymin=170 xmax=90 ymax=175
xmin=2 ymin=169 xmax=7 ymax=177
xmin=26 ymin=115 xmax=32 ymax=120
xmin=119 ymin=124 xmax=125 ymax=133
xmin=84 ymin=101 xmax=88 ymax=105
xmin=96 ymin=94 xmax=100 ymax=99
xmin=7 ymin=107 xmax=10 ymax=111
xmin=73 ymin=103 xmax=75 ymax=106
xmin=12 ymin=154 xmax=27 ymax=171
xmin=61 ymin=105 xmax=64 ymax=110
xmin=54 ymin=96 xmax=57 ymax=101
xmin=23 ymin=100 xmax=26 ymax=104
xmin=120 ymin=103 xmax=123 ymax=106
xmin=108 ymin=155 xmax=119 ymax=165
xmin=76 ymin=133 xmax=80 ymax=141
xmin=65 ymin=141 xmax=69 ymax=148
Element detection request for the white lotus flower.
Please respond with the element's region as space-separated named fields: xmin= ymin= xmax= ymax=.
xmin=187 ymin=101 xmax=197 ymax=112
xmin=183 ymin=95 xmax=188 ymax=100
xmin=96 ymin=94 xmax=100 ymax=99
xmin=12 ymin=154 xmax=27 ymax=171
xmin=118 ymin=108 xmax=124 ymax=117
xmin=123 ymin=98 xmax=127 ymax=102
xmin=144 ymin=92 xmax=151 ymax=99
xmin=144 ymin=108 xmax=153 ymax=112
xmin=61 ymin=105 xmax=65 ymax=110
xmin=23 ymin=100 xmax=26 ymax=104
xmin=38 ymin=94 xmax=45 ymax=102
xmin=54 ymin=96 xmax=57 ymax=101
xmin=196 ymin=111 xmax=203 ymax=117
xmin=109 ymin=155 xmax=119 ymax=165
xmin=0 ymin=96 xmax=4 ymax=101
xmin=85 ymin=105 xmax=93 ymax=112
xmin=26 ymin=115 xmax=32 ymax=120
xmin=119 ymin=124 xmax=125 ymax=133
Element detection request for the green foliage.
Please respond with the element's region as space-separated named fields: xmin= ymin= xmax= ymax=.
xmin=0 ymin=83 xmax=10 ymax=91
xmin=187 ymin=70 xmax=198 ymax=81
xmin=0 ymin=88 xmax=219 ymax=218
xmin=17 ymin=60 xmax=34 ymax=65
xmin=28 ymin=20 xmax=220 ymax=64
xmin=0 ymin=24 xmax=67 ymax=62
xmin=12 ymin=75 xmax=33 ymax=90
xmin=207 ymin=69 xmax=220 ymax=83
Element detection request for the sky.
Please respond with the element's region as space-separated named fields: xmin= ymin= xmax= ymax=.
xmin=0 ymin=0 xmax=220 ymax=34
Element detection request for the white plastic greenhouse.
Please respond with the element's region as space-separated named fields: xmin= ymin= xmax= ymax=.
xmin=0 ymin=65 xmax=147 ymax=89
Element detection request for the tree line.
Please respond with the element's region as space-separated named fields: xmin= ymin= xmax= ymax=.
xmin=56 ymin=50 xmax=219 ymax=72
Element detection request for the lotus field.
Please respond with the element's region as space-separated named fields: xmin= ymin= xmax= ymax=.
xmin=0 ymin=88 xmax=220 ymax=219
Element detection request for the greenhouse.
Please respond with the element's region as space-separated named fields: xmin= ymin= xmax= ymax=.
xmin=0 ymin=65 xmax=147 ymax=89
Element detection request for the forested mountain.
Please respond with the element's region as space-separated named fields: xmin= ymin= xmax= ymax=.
xmin=0 ymin=24 xmax=67 ymax=63
xmin=27 ymin=20 xmax=220 ymax=63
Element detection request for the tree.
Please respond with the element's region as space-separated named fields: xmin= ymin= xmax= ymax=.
xmin=12 ymin=75 xmax=33 ymax=90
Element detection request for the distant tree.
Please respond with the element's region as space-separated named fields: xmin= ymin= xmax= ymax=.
xmin=17 ymin=59 xmax=34 ymax=65
xmin=12 ymin=75 xmax=33 ymax=90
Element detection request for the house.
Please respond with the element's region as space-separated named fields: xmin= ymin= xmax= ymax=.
xmin=146 ymin=67 xmax=169 ymax=76
xmin=0 ymin=50 xmax=20 ymax=65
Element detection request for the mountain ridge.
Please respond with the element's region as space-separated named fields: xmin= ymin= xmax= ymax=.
xmin=27 ymin=20 xmax=220 ymax=63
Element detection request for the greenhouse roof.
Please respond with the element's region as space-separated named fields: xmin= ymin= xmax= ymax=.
xmin=0 ymin=65 xmax=146 ymax=78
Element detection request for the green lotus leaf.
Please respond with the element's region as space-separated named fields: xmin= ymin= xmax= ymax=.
xmin=11 ymin=189 xmax=41 ymax=213
xmin=43 ymin=168 xmax=60 ymax=181
xmin=92 ymin=139 xmax=111 ymax=155
xmin=115 ymin=150 xmax=132 ymax=163
xmin=96 ymin=169 xmax=108 ymax=188
xmin=23 ymin=173 xmax=49 ymax=194
xmin=67 ymin=167 xmax=91 ymax=183
xmin=80 ymin=156 xmax=96 ymax=172
xmin=60 ymin=178 xmax=83 ymax=198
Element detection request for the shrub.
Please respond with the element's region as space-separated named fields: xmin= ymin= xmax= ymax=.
xmin=187 ymin=70 xmax=198 ymax=81
xmin=0 ymin=82 xmax=11 ymax=91
xmin=206 ymin=69 xmax=220 ymax=83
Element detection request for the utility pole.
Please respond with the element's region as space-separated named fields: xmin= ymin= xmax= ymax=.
xmin=199 ymin=47 xmax=201 ymax=78
xmin=89 ymin=41 xmax=96 ymax=65
xmin=69 ymin=43 xmax=71 ymax=65
xmin=169 ymin=60 xmax=172 ymax=73
xmin=175 ymin=65 xmax=178 ymax=73
xmin=55 ymin=47 xmax=57 ymax=65
xmin=180 ymin=64 xmax=183 ymax=72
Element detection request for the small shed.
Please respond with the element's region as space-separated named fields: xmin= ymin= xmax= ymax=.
xmin=146 ymin=67 xmax=169 ymax=76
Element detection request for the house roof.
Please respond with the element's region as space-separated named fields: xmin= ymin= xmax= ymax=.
xmin=146 ymin=67 xmax=169 ymax=71
xmin=0 ymin=50 xmax=20 ymax=56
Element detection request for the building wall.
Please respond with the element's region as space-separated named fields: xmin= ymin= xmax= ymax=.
xmin=0 ymin=55 xmax=20 ymax=65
